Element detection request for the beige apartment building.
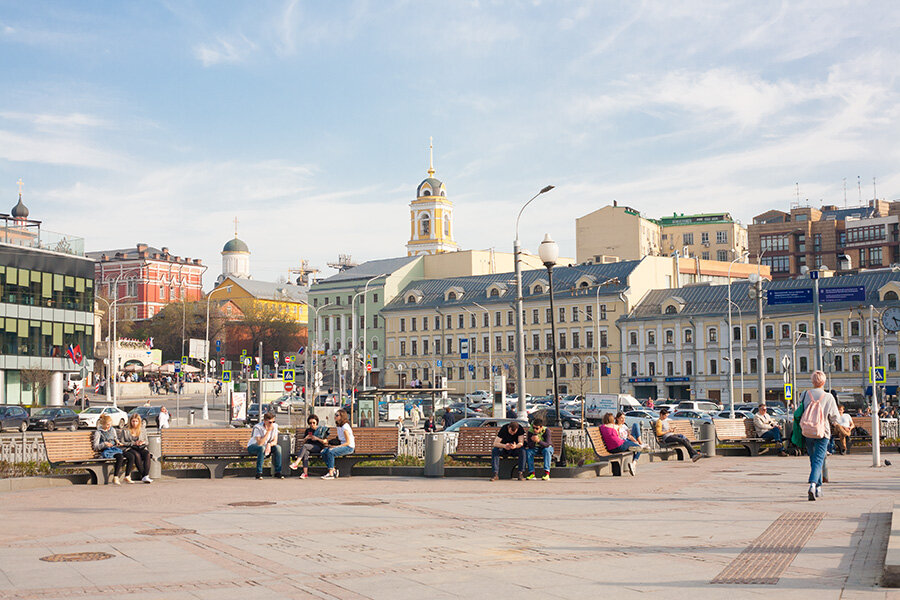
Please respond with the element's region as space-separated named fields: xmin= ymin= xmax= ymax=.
xmin=576 ymin=204 xmax=748 ymax=264
xmin=380 ymin=256 xmax=770 ymax=397
xmin=620 ymin=270 xmax=900 ymax=404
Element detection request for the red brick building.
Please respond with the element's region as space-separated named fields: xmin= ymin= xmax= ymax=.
xmin=87 ymin=244 xmax=205 ymax=320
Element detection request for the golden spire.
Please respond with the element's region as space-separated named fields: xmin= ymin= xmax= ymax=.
xmin=427 ymin=137 xmax=435 ymax=177
xmin=16 ymin=178 xmax=24 ymax=194
xmin=233 ymin=216 xmax=239 ymax=238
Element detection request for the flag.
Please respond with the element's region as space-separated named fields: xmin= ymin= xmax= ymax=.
xmin=66 ymin=344 xmax=83 ymax=365
xmin=145 ymin=337 xmax=154 ymax=349
xmin=298 ymin=346 xmax=305 ymax=356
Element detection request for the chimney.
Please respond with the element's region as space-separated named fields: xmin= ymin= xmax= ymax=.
xmin=161 ymin=247 xmax=169 ymax=255
xmin=613 ymin=200 xmax=618 ymax=207
xmin=136 ymin=243 xmax=148 ymax=252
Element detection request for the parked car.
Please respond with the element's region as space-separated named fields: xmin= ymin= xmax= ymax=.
xmin=465 ymin=390 xmax=492 ymax=402
xmin=28 ymin=407 xmax=78 ymax=431
xmin=444 ymin=417 xmax=528 ymax=432
xmin=0 ymin=405 xmax=30 ymax=432
xmin=529 ymin=408 xmax=582 ymax=429
xmin=622 ymin=409 xmax=660 ymax=433
xmin=671 ymin=409 xmax=713 ymax=425
xmin=314 ymin=394 xmax=338 ymax=406
xmin=271 ymin=394 xmax=304 ymax=412
xmin=128 ymin=406 xmax=163 ymax=427
xmin=447 ymin=401 xmax=483 ymax=416
xmin=715 ymin=409 xmax=755 ymax=420
xmin=245 ymin=403 xmax=274 ymax=425
xmin=78 ymin=406 xmax=129 ymax=429
xmin=676 ymin=400 xmax=722 ymax=414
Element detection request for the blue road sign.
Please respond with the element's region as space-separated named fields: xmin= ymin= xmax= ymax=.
xmin=870 ymin=366 xmax=886 ymax=383
xmin=810 ymin=270 xmax=819 ymax=280
xmin=460 ymin=338 xmax=469 ymax=360
xmin=820 ymin=285 xmax=866 ymax=303
xmin=784 ymin=383 xmax=793 ymax=400
xmin=436 ymin=359 xmax=442 ymax=367
xmin=468 ymin=363 xmax=475 ymax=372
xmin=767 ymin=288 xmax=813 ymax=305
xmin=215 ymin=339 xmax=221 ymax=352
xmin=222 ymin=371 xmax=231 ymax=382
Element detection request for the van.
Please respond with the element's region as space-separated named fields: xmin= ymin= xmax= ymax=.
xmin=63 ymin=372 xmax=83 ymax=393
xmin=584 ymin=393 xmax=642 ymax=422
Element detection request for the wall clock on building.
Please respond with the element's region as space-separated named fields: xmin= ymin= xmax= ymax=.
xmin=881 ymin=306 xmax=900 ymax=332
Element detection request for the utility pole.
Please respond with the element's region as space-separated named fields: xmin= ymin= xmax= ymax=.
xmin=754 ymin=276 xmax=765 ymax=403
xmin=812 ymin=271 xmax=823 ymax=370
xmin=869 ymin=305 xmax=881 ymax=468
xmin=258 ymin=341 xmax=263 ymax=408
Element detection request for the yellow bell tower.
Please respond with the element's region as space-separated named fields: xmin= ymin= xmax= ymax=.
xmin=406 ymin=139 xmax=459 ymax=256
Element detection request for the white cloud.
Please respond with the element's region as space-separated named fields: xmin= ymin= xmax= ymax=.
xmin=194 ymin=34 xmax=257 ymax=67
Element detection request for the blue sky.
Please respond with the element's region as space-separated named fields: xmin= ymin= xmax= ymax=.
xmin=2 ymin=1 xmax=899 ymax=286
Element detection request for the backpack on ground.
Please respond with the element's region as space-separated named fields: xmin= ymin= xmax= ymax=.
xmin=800 ymin=390 xmax=827 ymax=439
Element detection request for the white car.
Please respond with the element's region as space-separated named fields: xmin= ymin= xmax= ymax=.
xmin=78 ymin=406 xmax=129 ymax=429
xmin=465 ymin=390 xmax=492 ymax=402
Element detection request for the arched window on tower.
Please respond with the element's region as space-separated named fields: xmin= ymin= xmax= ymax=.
xmin=885 ymin=291 xmax=899 ymax=301
xmin=420 ymin=214 xmax=430 ymax=236
xmin=444 ymin=216 xmax=450 ymax=237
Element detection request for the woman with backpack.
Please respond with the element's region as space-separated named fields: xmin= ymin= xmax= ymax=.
xmin=794 ymin=370 xmax=840 ymax=501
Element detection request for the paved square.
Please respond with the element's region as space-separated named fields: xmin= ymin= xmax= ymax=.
xmin=0 ymin=454 xmax=896 ymax=599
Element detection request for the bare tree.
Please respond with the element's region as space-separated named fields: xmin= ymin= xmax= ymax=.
xmin=20 ymin=367 xmax=53 ymax=405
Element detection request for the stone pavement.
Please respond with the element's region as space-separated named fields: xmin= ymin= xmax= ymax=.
xmin=0 ymin=454 xmax=897 ymax=599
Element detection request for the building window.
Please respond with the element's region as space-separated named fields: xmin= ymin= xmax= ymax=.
xmin=432 ymin=338 xmax=438 ymax=354
xmin=734 ymin=358 xmax=741 ymax=374
xmin=647 ymin=331 xmax=656 ymax=345
xmin=585 ymin=330 xmax=593 ymax=348
xmin=532 ymin=333 xmax=540 ymax=350
xmin=372 ymin=338 xmax=378 ymax=350
xmin=411 ymin=317 xmax=417 ymax=332
xmin=373 ymin=293 xmax=378 ymax=303
xmin=889 ymin=354 xmax=897 ymax=371
xmin=631 ymin=362 xmax=638 ymax=377
xmin=748 ymin=325 xmax=757 ymax=340
xmin=685 ymin=360 xmax=693 ymax=375
xmin=507 ymin=311 xmax=514 ymax=326
xmin=546 ymin=333 xmax=552 ymax=348
xmin=851 ymin=355 xmax=861 ymax=371
xmin=483 ymin=336 xmax=489 ymax=352
xmin=599 ymin=305 xmax=607 ymax=320
xmin=761 ymin=234 xmax=790 ymax=252
xmin=558 ymin=307 xmax=565 ymax=323
xmin=399 ymin=341 xmax=406 ymax=356
xmin=629 ymin=331 xmax=638 ymax=345
xmin=701 ymin=232 xmax=709 ymax=245
xmin=733 ymin=326 xmax=741 ymax=341
xmin=648 ymin=362 xmax=656 ymax=376
xmin=571 ymin=307 xmax=579 ymax=322
xmin=533 ymin=365 xmax=540 ymax=378
xmin=716 ymin=231 xmax=728 ymax=244
xmin=423 ymin=339 xmax=429 ymax=354
xmin=573 ymin=362 xmax=580 ymax=377
xmin=799 ymin=355 xmax=808 ymax=372
xmin=709 ymin=359 xmax=717 ymax=375
xmin=665 ymin=329 xmax=674 ymax=344
xmin=749 ymin=358 xmax=757 ymax=374
xmin=459 ymin=366 xmax=465 ymax=379
xmin=458 ymin=314 xmax=464 ymax=329
xmin=496 ymin=336 xmax=502 ymax=352
xmin=559 ymin=332 xmax=566 ymax=350
xmin=832 ymin=321 xmax=843 ymax=337
xmin=684 ymin=328 xmax=693 ymax=343
xmin=447 ymin=292 xmax=456 ymax=301
xmin=701 ymin=252 xmax=710 ymax=260
xmin=599 ymin=330 xmax=607 ymax=347
xmin=717 ymin=250 xmax=728 ymax=262
xmin=766 ymin=357 xmax=774 ymax=373
xmin=532 ymin=309 xmax=539 ymax=324
xmin=446 ymin=315 xmax=452 ymax=329
xmin=546 ymin=365 xmax=553 ymax=378
xmin=470 ymin=314 xmax=476 ymax=328
xmin=666 ymin=361 xmax=674 ymax=376
xmin=586 ymin=305 xmax=592 ymax=321
xmin=798 ymin=323 xmax=807 ymax=333
xmin=761 ymin=256 xmax=790 ymax=273
xmin=559 ymin=363 xmax=567 ymax=378
xmin=708 ymin=328 xmax=717 ymax=343
xmin=446 ymin=338 xmax=453 ymax=353
xmin=572 ymin=331 xmax=580 ymax=348
xmin=411 ymin=341 xmax=417 ymax=355
xmin=683 ymin=233 xmax=694 ymax=245
xmin=399 ymin=318 xmax=405 ymax=332
xmin=508 ymin=334 xmax=514 ymax=350
xmin=765 ymin=325 xmax=774 ymax=339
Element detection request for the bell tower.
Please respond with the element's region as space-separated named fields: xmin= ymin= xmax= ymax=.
xmin=406 ymin=139 xmax=459 ymax=256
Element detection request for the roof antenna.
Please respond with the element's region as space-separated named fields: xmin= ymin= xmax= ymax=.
xmin=843 ymin=177 xmax=847 ymax=208
xmin=873 ymin=176 xmax=877 ymax=202
xmin=858 ymin=175 xmax=862 ymax=205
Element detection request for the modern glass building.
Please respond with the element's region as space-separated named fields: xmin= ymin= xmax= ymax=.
xmin=0 ymin=197 xmax=94 ymax=406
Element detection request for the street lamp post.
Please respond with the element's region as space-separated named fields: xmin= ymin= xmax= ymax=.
xmin=305 ymin=302 xmax=332 ymax=416
xmin=464 ymin=303 xmax=493 ymax=394
xmin=513 ymin=185 xmax=555 ymax=418
xmin=727 ymin=252 xmax=749 ymax=416
xmin=539 ymin=233 xmax=566 ymax=466
xmin=203 ymin=285 xmax=231 ymax=421
xmin=95 ymin=296 xmax=115 ymax=406
xmin=360 ymin=274 xmax=386 ymax=391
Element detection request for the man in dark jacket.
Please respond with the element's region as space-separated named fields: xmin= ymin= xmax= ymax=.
xmin=524 ymin=417 xmax=553 ymax=480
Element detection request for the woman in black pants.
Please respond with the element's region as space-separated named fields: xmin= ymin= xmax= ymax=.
xmin=120 ymin=413 xmax=153 ymax=483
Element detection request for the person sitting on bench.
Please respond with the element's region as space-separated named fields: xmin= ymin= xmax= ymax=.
xmin=289 ymin=414 xmax=329 ymax=478
xmin=753 ymin=404 xmax=788 ymax=456
xmin=93 ymin=414 xmax=126 ymax=485
xmin=491 ymin=421 xmax=526 ymax=481
xmin=247 ymin=412 xmax=283 ymax=480
xmin=524 ymin=417 xmax=553 ymax=480
xmin=831 ymin=404 xmax=853 ymax=455
xmin=321 ymin=409 xmax=354 ymax=480
xmin=601 ymin=413 xmax=642 ymax=476
xmin=654 ymin=408 xmax=701 ymax=462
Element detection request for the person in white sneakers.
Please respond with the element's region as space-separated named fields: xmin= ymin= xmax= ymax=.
xmin=321 ymin=409 xmax=354 ymax=479
xmin=92 ymin=415 xmax=126 ymax=485
xmin=120 ymin=413 xmax=153 ymax=483
xmin=799 ymin=370 xmax=840 ymax=501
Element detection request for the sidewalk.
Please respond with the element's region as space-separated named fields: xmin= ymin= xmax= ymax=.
xmin=0 ymin=454 xmax=896 ymax=599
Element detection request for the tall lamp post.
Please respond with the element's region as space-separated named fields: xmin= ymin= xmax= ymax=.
xmin=95 ymin=297 xmax=115 ymax=406
xmin=727 ymin=251 xmax=749 ymax=417
xmin=538 ymin=233 xmax=565 ymax=466
xmin=203 ymin=285 xmax=231 ymax=421
xmin=514 ymin=185 xmax=555 ymax=418
xmin=360 ymin=274 xmax=387 ymax=390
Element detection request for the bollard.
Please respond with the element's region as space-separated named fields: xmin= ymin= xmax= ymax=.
xmin=277 ymin=433 xmax=291 ymax=477
xmin=188 ymin=410 xmax=195 ymax=426
xmin=424 ymin=432 xmax=445 ymax=477
xmin=147 ymin=433 xmax=162 ymax=479
xmin=700 ymin=421 xmax=716 ymax=457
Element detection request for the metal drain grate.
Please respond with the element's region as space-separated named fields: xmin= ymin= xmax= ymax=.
xmin=711 ymin=511 xmax=824 ymax=585
xmin=228 ymin=501 xmax=276 ymax=507
xmin=40 ymin=552 xmax=114 ymax=563
xmin=136 ymin=528 xmax=197 ymax=536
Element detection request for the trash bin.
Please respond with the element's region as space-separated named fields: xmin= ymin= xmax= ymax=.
xmin=424 ymin=432 xmax=445 ymax=477
xmin=147 ymin=433 xmax=162 ymax=479
xmin=700 ymin=421 xmax=716 ymax=457
xmin=277 ymin=433 xmax=291 ymax=477
xmin=188 ymin=410 xmax=195 ymax=426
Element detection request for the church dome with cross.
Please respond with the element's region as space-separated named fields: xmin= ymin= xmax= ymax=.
xmin=217 ymin=218 xmax=251 ymax=284
xmin=406 ymin=139 xmax=458 ymax=256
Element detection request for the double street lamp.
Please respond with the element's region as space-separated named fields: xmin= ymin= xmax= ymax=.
xmin=203 ymin=285 xmax=231 ymax=421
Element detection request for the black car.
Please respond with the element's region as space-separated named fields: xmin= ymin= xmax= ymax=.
xmin=28 ymin=407 xmax=79 ymax=431
xmin=529 ymin=407 xmax=583 ymax=430
xmin=128 ymin=406 xmax=162 ymax=427
xmin=244 ymin=403 xmax=273 ymax=425
xmin=0 ymin=405 xmax=29 ymax=432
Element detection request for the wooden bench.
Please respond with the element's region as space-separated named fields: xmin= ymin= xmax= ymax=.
xmin=847 ymin=416 xmax=878 ymax=452
xmin=293 ymin=427 xmax=398 ymax=477
xmin=713 ymin=418 xmax=785 ymax=456
xmin=653 ymin=420 xmax=708 ymax=461
xmin=43 ymin=431 xmax=118 ymax=485
xmin=584 ymin=426 xmax=636 ymax=476
xmin=160 ymin=428 xmax=281 ymax=479
xmin=449 ymin=427 xmax=562 ymax=478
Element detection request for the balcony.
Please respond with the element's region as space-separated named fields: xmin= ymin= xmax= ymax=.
xmin=0 ymin=216 xmax=84 ymax=256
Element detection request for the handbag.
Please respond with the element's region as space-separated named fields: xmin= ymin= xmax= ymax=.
xmin=328 ymin=437 xmax=341 ymax=446
xmin=101 ymin=447 xmax=123 ymax=458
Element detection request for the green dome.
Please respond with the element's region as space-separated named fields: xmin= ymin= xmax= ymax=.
xmin=223 ymin=237 xmax=249 ymax=253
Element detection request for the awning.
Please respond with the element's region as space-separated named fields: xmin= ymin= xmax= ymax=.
xmin=864 ymin=385 xmax=897 ymax=396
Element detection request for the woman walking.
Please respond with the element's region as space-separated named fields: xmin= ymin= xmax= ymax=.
xmin=797 ymin=370 xmax=840 ymax=501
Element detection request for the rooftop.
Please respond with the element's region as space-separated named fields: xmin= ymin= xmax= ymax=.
xmin=220 ymin=276 xmax=308 ymax=303
xmin=319 ymin=255 xmax=419 ymax=284
xmin=0 ymin=214 xmax=85 ymax=257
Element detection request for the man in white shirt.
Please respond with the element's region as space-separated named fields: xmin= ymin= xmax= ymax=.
xmin=247 ymin=412 xmax=283 ymax=479
xmin=831 ymin=404 xmax=853 ymax=454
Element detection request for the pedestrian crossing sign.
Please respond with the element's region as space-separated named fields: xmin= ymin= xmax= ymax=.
xmin=784 ymin=383 xmax=792 ymax=401
xmin=222 ymin=371 xmax=231 ymax=382
xmin=869 ymin=366 xmax=886 ymax=383
xmin=283 ymin=369 xmax=295 ymax=382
